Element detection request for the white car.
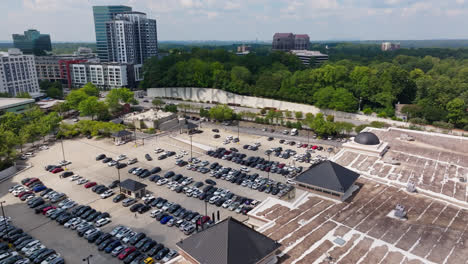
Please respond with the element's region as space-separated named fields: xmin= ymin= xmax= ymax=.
xmin=101 ymin=190 xmax=114 ymax=199
xmin=70 ymin=175 xmax=81 ymax=181
xmin=58 ymin=160 xmax=71 ymax=166
xmin=157 ymin=178 xmax=168 ymax=185
xmin=77 ymin=178 xmax=88 ymax=185
xmin=8 ymin=184 xmax=22 ymax=193
xmin=127 ymin=158 xmax=137 ymax=165
xmin=154 ymin=148 xmax=164 ymax=154
xmin=41 ymin=253 xmax=60 ymax=264
xmin=95 ymin=217 xmax=111 ymax=227
xmin=142 ymin=194 xmax=155 ymax=202
xmin=64 ymin=218 xmax=79 ymax=228
xmin=222 ymin=199 xmax=233 ymax=208
xmin=180 ymin=150 xmax=188 ymax=155
xmin=150 ymin=209 xmax=162 ymax=218
xmin=174 ymin=154 xmax=183 ymax=159
xmin=39 ymin=145 xmax=49 ymax=150
xmin=116 ymin=154 xmax=127 ymax=161
xmin=286 ymin=179 xmax=296 ymax=185
xmin=107 ymin=160 xmax=117 ymax=167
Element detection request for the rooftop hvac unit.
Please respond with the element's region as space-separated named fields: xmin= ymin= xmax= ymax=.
xmin=406 ymin=181 xmax=416 ymax=193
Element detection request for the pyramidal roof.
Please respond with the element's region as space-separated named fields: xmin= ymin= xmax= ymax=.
xmin=176 ymin=217 xmax=280 ymax=264
xmin=294 ymin=160 xmax=360 ymax=193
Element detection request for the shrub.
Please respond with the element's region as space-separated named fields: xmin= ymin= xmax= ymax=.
xmin=363 ymin=108 xmax=373 ymax=115
xmin=326 ymin=115 xmax=334 ymax=122
xmin=377 ymin=111 xmax=387 ymax=118
xmin=433 ymin=121 xmax=454 ymax=130
xmin=409 ymin=118 xmax=427 ymax=125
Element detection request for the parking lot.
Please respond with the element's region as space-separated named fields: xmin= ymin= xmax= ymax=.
xmin=0 ymin=126 xmax=326 ymax=263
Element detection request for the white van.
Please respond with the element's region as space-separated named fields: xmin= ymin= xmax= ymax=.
xmin=291 ymin=129 xmax=298 ymax=136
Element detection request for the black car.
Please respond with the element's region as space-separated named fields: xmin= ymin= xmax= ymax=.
xmin=145 ymin=154 xmax=152 ymax=161
xmin=130 ymin=203 xmax=144 ymax=212
xmin=129 ymin=232 xmax=146 ymax=245
xmin=87 ymin=230 xmax=102 ymax=243
xmin=96 ymin=154 xmax=106 ymax=160
xmin=108 ymin=180 xmax=120 ymax=189
xmin=155 ymin=247 xmax=170 ymax=260
xmin=150 ymin=167 xmax=161 ymax=174
xmin=193 ymin=182 xmax=204 ymax=188
xmin=137 ymin=205 xmax=151 ymax=214
xmin=98 ymin=238 xmax=115 ymax=251
xmin=211 ymin=128 xmax=219 ymax=133
xmin=123 ymin=251 xmax=141 ymax=264
xmin=141 ymin=240 xmax=157 ymax=252
xmin=148 ymin=244 xmax=164 ymax=257
xmin=29 ymin=248 xmax=48 ymax=262
xmin=61 ymin=171 xmax=73 ymax=178
xmin=164 ymin=171 xmax=175 ymax=178
xmin=102 ymin=157 xmax=112 ymax=163
xmin=135 ymin=237 xmax=151 ymax=249
xmin=267 ymin=137 xmax=274 ymax=141
xmin=149 ymin=175 xmax=161 ymax=182
xmin=139 ymin=170 xmax=151 ymax=178
xmin=158 ymin=155 xmax=167 ymax=160
xmin=95 ymin=233 xmax=112 ymax=245
xmin=116 ymin=163 xmax=127 ymax=169
xmin=205 ymin=179 xmax=216 ymax=185
xmin=213 ymin=134 xmax=220 ymax=138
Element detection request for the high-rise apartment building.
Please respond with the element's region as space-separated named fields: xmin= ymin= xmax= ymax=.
xmin=106 ymin=11 xmax=158 ymax=64
xmin=93 ymin=5 xmax=132 ymax=62
xmin=0 ymin=49 xmax=40 ymax=97
xmin=272 ymin=33 xmax=310 ymax=51
xmin=12 ymin=29 xmax=52 ymax=55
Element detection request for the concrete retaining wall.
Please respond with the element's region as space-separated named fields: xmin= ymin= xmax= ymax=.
xmin=147 ymin=87 xmax=409 ymax=127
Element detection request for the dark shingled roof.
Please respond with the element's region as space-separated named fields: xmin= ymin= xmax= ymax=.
xmin=177 ymin=217 xmax=280 ymax=264
xmin=354 ymin=132 xmax=380 ymax=145
xmin=111 ymin=130 xmax=133 ymax=138
xmin=294 ymin=160 xmax=360 ymax=193
xmin=120 ymin=179 xmax=147 ymax=192
xmin=273 ymin=33 xmax=293 ymax=38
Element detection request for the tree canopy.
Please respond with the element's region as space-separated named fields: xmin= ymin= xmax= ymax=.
xmin=141 ymin=47 xmax=468 ymax=129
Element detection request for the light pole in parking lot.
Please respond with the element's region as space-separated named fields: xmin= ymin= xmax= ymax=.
xmin=267 ymin=153 xmax=271 ymax=180
xmin=117 ymin=167 xmax=122 ymax=193
xmin=82 ymin=254 xmax=93 ymax=264
xmin=307 ymin=130 xmax=310 ymax=145
xmin=237 ymin=121 xmax=240 ymax=143
xmin=190 ymin=135 xmax=193 ymax=160
xmin=60 ymin=138 xmax=66 ymax=163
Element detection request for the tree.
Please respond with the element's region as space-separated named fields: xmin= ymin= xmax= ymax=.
xmin=164 ymin=104 xmax=178 ymax=113
xmin=106 ymin=88 xmax=134 ymax=112
xmin=16 ymin=92 xmax=32 ymax=98
xmin=200 ymin=108 xmax=210 ymax=118
xmin=446 ymin=98 xmax=467 ymax=127
xmin=78 ymin=96 xmax=108 ymax=120
xmin=66 ymin=90 xmax=89 ymax=109
xmin=81 ymin=83 xmax=100 ymax=97
xmin=231 ymin=66 xmax=251 ymax=83
xmin=209 ymin=105 xmax=234 ymax=121
xmin=326 ymin=115 xmax=335 ymax=122
xmin=0 ymin=128 xmax=18 ymax=170
xmin=335 ymin=121 xmax=354 ymax=135
xmin=295 ymin=111 xmax=303 ymax=119
xmin=152 ymin=98 xmax=164 ymax=109
xmin=285 ymin=110 xmax=292 ymax=119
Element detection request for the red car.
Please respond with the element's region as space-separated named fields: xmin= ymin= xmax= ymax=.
xmin=51 ymin=167 xmax=64 ymax=174
xmin=18 ymin=191 xmax=33 ymax=198
xmin=42 ymin=206 xmax=56 ymax=215
xmin=24 ymin=178 xmax=39 ymax=186
xmin=84 ymin=182 xmax=97 ymax=188
xmin=302 ymin=144 xmax=308 ymax=148
xmin=118 ymin=247 xmax=136 ymax=260
xmin=278 ymin=163 xmax=285 ymax=168
xmin=197 ymin=216 xmax=211 ymax=225
xmin=311 ymin=145 xmax=318 ymax=150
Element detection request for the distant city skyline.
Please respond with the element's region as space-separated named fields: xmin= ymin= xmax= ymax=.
xmin=1 ymin=0 xmax=468 ymax=42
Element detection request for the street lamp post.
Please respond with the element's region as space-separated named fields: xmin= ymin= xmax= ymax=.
xmin=60 ymin=139 xmax=66 ymax=163
xmin=237 ymin=121 xmax=240 ymax=142
xmin=82 ymin=255 xmax=93 ymax=264
xmin=117 ymin=167 xmax=122 ymax=193
xmin=267 ymin=153 xmax=271 ymax=180
xmin=307 ymin=130 xmax=310 ymax=145
xmin=190 ymin=135 xmax=193 ymax=160
xmin=204 ymin=200 xmax=208 ymax=217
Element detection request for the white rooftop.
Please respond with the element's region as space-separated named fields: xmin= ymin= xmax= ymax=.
xmin=123 ymin=109 xmax=174 ymax=121
xmin=0 ymin=98 xmax=35 ymax=110
xmin=290 ymin=50 xmax=328 ymax=56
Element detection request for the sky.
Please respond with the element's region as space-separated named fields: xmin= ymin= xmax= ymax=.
xmin=1 ymin=0 xmax=468 ymax=42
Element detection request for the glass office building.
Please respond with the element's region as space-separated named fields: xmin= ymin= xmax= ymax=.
xmin=93 ymin=5 xmax=132 ymax=62
xmin=12 ymin=29 xmax=51 ymax=55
